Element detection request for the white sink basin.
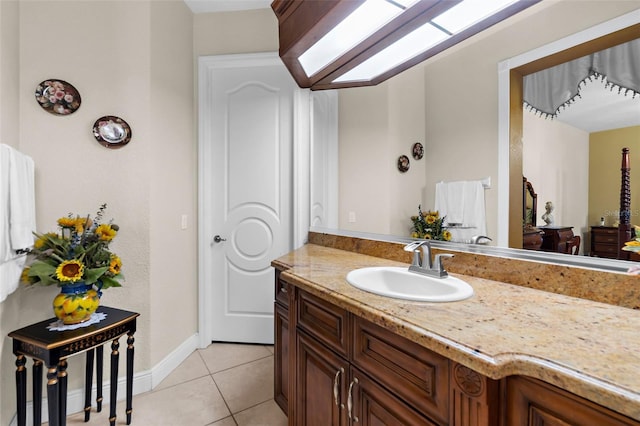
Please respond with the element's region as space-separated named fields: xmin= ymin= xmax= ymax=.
xmin=346 ymin=267 xmax=474 ymax=302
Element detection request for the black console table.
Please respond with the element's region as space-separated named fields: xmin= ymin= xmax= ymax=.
xmin=9 ymin=306 xmax=139 ymax=426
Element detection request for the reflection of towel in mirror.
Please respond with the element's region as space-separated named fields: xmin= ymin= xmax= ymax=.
xmin=0 ymin=144 xmax=36 ymax=302
xmin=435 ymin=180 xmax=487 ymax=243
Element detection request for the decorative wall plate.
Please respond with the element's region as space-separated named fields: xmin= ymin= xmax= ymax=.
xmin=412 ymin=142 xmax=424 ymax=160
xmin=397 ymin=155 xmax=410 ymax=173
xmin=35 ymin=79 xmax=81 ymax=115
xmin=92 ymin=116 xmax=132 ymax=148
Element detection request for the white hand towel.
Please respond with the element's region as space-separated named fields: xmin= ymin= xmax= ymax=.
xmin=435 ymin=181 xmax=466 ymax=224
xmin=0 ymin=144 xmax=36 ymax=303
xmin=9 ymin=147 xmax=36 ymax=250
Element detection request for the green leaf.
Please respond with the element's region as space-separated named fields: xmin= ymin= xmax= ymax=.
xmin=99 ymin=275 xmax=123 ymax=289
xmin=84 ymin=267 xmax=108 ymax=284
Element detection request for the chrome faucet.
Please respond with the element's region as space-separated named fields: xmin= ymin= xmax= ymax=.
xmin=403 ymin=241 xmax=454 ymax=278
xmin=470 ymin=235 xmax=492 ymax=244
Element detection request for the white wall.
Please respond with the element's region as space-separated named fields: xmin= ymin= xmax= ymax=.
xmin=523 ymin=110 xmax=590 ymax=251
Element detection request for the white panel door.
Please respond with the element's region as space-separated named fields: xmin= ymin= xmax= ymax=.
xmin=199 ymin=53 xmax=297 ymax=344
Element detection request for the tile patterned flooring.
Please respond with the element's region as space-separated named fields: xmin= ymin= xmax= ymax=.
xmin=55 ymin=343 xmax=287 ymax=426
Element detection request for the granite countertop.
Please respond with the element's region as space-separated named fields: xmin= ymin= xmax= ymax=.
xmin=273 ymin=243 xmax=640 ymax=421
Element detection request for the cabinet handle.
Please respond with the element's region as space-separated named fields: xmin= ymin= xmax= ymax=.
xmin=280 ymin=286 xmax=287 ymax=293
xmin=333 ymin=368 xmax=344 ymax=406
xmin=347 ymin=377 xmax=359 ymax=423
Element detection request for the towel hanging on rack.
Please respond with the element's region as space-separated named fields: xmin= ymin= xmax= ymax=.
xmin=0 ymin=144 xmax=36 ymax=303
xmin=435 ymin=179 xmax=487 ymax=243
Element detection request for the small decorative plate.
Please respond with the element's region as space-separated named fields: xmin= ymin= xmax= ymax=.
xmin=35 ymin=79 xmax=81 ymax=115
xmin=397 ymin=155 xmax=410 ymax=173
xmin=92 ymin=116 xmax=132 ymax=148
xmin=412 ymin=142 xmax=424 ymax=160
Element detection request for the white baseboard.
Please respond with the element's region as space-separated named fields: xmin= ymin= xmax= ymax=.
xmin=8 ymin=333 xmax=199 ymax=426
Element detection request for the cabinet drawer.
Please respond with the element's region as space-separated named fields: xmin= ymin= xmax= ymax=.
xmin=275 ymin=275 xmax=290 ymax=308
xmin=593 ymin=243 xmax=617 ymax=254
xmin=352 ymin=317 xmax=449 ymax=425
xmin=297 ymin=290 xmax=350 ymax=357
xmin=506 ymin=376 xmax=640 ymax=426
xmin=593 ymin=234 xmax=618 ymax=244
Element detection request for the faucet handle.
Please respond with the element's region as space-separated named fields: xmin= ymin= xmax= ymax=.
xmin=404 ymin=241 xmax=424 ymax=267
xmin=433 ymin=253 xmax=454 ymax=277
xmin=403 ymin=241 xmax=427 ymax=252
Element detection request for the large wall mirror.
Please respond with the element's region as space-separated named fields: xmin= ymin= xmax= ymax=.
xmin=311 ymin=3 xmax=640 ymax=273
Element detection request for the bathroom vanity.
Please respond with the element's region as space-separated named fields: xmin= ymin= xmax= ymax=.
xmin=272 ymin=237 xmax=640 ymax=425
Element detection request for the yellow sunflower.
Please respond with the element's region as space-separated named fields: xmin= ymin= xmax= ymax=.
xmin=57 ymin=217 xmax=77 ymax=228
xmin=109 ymin=255 xmax=122 ymax=274
xmin=56 ymin=260 xmax=85 ymax=282
xmin=96 ymin=224 xmax=117 ymax=241
xmin=443 ymin=230 xmax=452 ymax=241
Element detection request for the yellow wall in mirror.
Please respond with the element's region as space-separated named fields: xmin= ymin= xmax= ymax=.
xmin=589 ymin=126 xmax=640 ymax=231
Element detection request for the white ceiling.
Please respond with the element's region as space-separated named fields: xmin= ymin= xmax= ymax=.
xmin=552 ymin=78 xmax=640 ymax=133
xmin=183 ymin=0 xmax=639 ymax=134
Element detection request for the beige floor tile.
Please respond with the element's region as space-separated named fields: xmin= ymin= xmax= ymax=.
xmin=213 ymin=356 xmax=274 ymax=414
xmin=155 ymin=350 xmax=210 ymax=390
xmin=199 ymin=343 xmax=272 ymax=374
xmin=130 ymin=375 xmax=230 ymax=425
xmin=209 ymin=416 xmax=238 ymax=425
xmin=234 ymin=400 xmax=287 ymax=426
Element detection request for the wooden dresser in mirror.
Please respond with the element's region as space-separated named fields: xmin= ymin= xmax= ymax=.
xmin=522 ymin=177 xmax=543 ymax=250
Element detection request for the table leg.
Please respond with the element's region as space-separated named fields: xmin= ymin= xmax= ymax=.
xmin=109 ymin=339 xmax=120 ymax=426
xmin=57 ymin=360 xmax=68 ymax=426
xmin=33 ymin=360 xmax=43 ymax=426
xmin=96 ymin=345 xmax=104 ymax=412
xmin=126 ymin=332 xmax=135 ymax=424
xmin=84 ymin=349 xmax=94 ymax=421
xmin=15 ymin=355 xmax=27 ymax=426
xmin=46 ymin=364 xmax=60 ymax=426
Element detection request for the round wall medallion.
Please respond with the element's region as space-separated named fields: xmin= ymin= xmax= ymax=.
xmin=92 ymin=116 xmax=132 ymax=149
xmin=412 ymin=142 xmax=424 ymax=160
xmin=397 ymin=155 xmax=410 ymax=173
xmin=35 ymin=79 xmax=81 ymax=115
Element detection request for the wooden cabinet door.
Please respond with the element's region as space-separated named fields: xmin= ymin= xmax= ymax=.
xmin=274 ymin=302 xmax=289 ymax=413
xmin=296 ymin=330 xmax=349 ymax=426
xmin=350 ymin=367 xmax=438 ymax=426
xmin=506 ymin=376 xmax=640 ymax=426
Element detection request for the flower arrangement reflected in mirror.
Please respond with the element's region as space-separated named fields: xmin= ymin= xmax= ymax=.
xmin=410 ymin=205 xmax=451 ymax=241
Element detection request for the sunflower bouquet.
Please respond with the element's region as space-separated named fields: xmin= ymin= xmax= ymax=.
xmin=410 ymin=205 xmax=452 ymax=241
xmin=22 ymin=203 xmax=124 ymax=289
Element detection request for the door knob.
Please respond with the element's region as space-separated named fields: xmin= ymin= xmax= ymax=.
xmin=213 ymin=235 xmax=227 ymax=243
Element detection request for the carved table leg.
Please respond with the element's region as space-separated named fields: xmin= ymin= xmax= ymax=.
xmin=109 ymin=339 xmax=120 ymax=426
xmin=126 ymin=332 xmax=135 ymax=424
xmin=33 ymin=359 xmax=43 ymax=426
xmin=46 ymin=364 xmax=60 ymax=426
xmin=15 ymin=355 xmax=27 ymax=426
xmin=57 ymin=360 xmax=68 ymax=426
xmin=84 ymin=349 xmax=95 ymax=421
xmin=96 ymin=345 xmax=104 ymax=412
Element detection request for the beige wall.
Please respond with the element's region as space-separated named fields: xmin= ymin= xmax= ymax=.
xmin=339 ymin=64 xmax=426 ymax=236
xmin=0 ymin=1 xmax=194 ymax=424
xmin=523 ymin=110 xmax=590 ymax=251
xmin=338 ymin=0 xmax=639 ymax=240
xmin=589 ymin=126 xmax=640 ymax=230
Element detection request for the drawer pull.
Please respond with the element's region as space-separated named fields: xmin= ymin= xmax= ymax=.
xmin=347 ymin=377 xmax=359 ymax=422
xmin=280 ymin=286 xmax=287 ymax=293
xmin=333 ymin=368 xmax=344 ymax=406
